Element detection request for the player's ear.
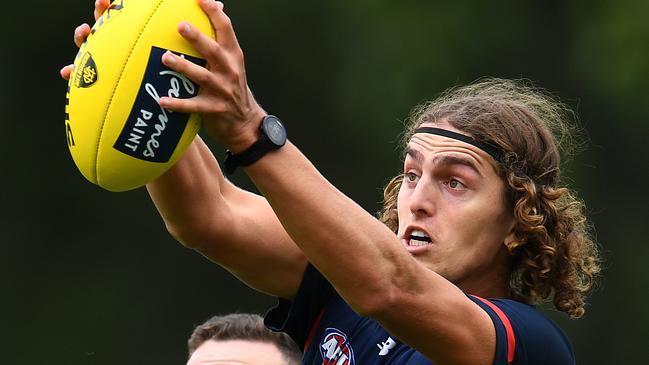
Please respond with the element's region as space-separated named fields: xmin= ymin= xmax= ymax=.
xmin=503 ymin=220 xmax=521 ymax=254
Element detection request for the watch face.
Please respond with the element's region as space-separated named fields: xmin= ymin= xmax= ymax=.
xmin=263 ymin=116 xmax=287 ymax=146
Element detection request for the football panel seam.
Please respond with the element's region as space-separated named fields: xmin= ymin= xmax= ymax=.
xmin=94 ymin=0 xmax=165 ymax=188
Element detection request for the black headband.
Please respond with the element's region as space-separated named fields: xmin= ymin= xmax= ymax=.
xmin=414 ymin=127 xmax=503 ymax=162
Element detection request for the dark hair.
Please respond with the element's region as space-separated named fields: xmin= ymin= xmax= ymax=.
xmin=187 ymin=313 xmax=301 ymax=364
xmin=379 ymin=78 xmax=601 ymax=318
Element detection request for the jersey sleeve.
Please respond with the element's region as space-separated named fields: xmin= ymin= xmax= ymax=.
xmin=468 ymin=295 xmax=576 ymax=365
xmin=264 ymin=263 xmax=335 ymax=350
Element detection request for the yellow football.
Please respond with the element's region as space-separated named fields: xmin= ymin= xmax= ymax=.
xmin=65 ymin=0 xmax=214 ymax=192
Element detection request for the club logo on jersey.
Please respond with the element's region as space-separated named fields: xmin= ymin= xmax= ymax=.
xmin=319 ymin=328 xmax=355 ymax=365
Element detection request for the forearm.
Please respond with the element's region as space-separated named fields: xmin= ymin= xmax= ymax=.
xmin=146 ymin=137 xmax=232 ymax=245
xmin=245 ymin=142 xmax=418 ymax=310
xmin=147 ymin=137 xmax=306 ymax=298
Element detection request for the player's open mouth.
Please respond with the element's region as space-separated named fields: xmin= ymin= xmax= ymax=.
xmin=407 ymin=229 xmax=432 ymax=247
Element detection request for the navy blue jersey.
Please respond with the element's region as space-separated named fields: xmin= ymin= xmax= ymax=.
xmin=265 ymin=264 xmax=575 ymax=365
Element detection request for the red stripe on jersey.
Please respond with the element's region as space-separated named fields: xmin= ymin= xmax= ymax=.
xmin=303 ymin=307 xmax=327 ymax=353
xmin=472 ymin=296 xmax=516 ymax=363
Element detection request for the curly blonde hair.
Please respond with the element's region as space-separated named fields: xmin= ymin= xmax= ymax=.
xmin=379 ymin=78 xmax=601 ymax=318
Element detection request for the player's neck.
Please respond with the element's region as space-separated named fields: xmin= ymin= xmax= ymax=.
xmin=459 ymin=250 xmax=512 ymax=299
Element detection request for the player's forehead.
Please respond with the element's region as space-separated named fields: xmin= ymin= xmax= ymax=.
xmin=188 ymin=339 xmax=285 ymax=365
xmin=405 ymin=122 xmax=498 ymax=173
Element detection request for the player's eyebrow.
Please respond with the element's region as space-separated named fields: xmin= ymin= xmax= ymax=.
xmin=432 ymin=155 xmax=483 ymax=177
xmin=405 ymin=147 xmax=425 ymax=163
xmin=406 ymin=147 xmax=482 ymax=177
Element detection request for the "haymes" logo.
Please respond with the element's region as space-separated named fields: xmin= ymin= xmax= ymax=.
xmin=113 ymin=46 xmax=205 ymax=162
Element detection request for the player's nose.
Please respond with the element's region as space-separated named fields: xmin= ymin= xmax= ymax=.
xmin=408 ymin=176 xmax=437 ymax=217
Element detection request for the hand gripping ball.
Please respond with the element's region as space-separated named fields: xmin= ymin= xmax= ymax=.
xmin=65 ymin=0 xmax=214 ymax=191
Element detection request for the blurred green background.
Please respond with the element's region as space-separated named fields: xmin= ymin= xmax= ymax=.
xmin=2 ymin=0 xmax=648 ymax=363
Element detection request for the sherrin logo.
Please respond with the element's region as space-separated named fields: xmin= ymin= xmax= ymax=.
xmin=320 ymin=328 xmax=355 ymax=365
xmin=64 ymin=86 xmax=74 ymax=147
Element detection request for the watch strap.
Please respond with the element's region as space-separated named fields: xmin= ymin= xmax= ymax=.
xmin=223 ymin=115 xmax=286 ymax=175
xmin=224 ymin=134 xmax=274 ymax=175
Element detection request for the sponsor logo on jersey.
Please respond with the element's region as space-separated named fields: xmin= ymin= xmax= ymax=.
xmin=377 ymin=336 xmax=396 ymax=356
xmin=320 ymin=328 xmax=355 ymax=365
xmin=113 ymin=46 xmax=205 ymax=162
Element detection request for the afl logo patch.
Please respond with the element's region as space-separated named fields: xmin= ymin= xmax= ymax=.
xmin=320 ymin=328 xmax=355 ymax=365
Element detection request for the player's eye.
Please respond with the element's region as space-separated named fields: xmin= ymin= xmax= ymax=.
xmin=448 ymin=179 xmax=466 ymax=190
xmin=405 ymin=172 xmax=419 ymax=183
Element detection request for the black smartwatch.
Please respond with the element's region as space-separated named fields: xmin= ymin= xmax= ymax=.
xmin=223 ymin=115 xmax=287 ymax=175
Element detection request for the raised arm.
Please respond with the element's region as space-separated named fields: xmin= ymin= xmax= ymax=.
xmin=60 ymin=0 xmax=306 ymax=299
xmin=146 ymin=136 xmax=306 ymax=298
xmin=157 ymin=1 xmax=498 ymax=364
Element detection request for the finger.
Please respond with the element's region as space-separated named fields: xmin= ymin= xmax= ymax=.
xmin=74 ymin=24 xmax=91 ymax=48
xmin=94 ymin=0 xmax=111 ymax=21
xmin=159 ymin=94 xmax=221 ymax=114
xmin=161 ymin=50 xmax=221 ymax=89
xmin=60 ymin=65 xmax=74 ymax=80
xmin=199 ymin=0 xmax=240 ymax=50
xmin=177 ymin=22 xmax=231 ymax=69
